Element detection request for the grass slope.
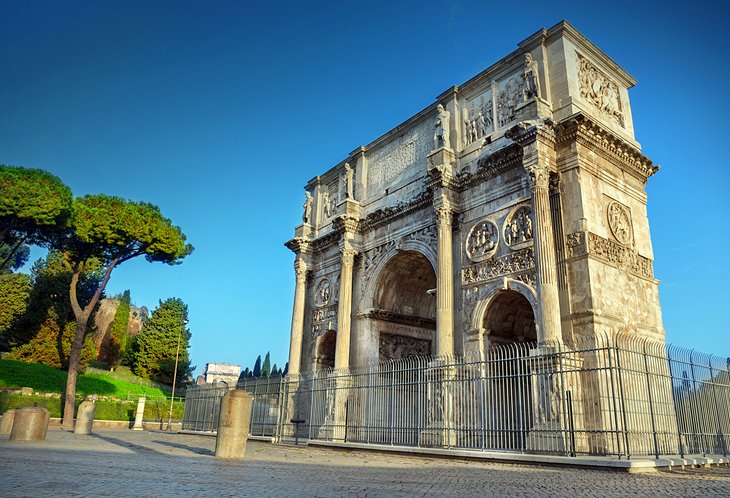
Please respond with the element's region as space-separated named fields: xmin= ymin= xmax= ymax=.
xmin=0 ymin=359 xmax=171 ymax=398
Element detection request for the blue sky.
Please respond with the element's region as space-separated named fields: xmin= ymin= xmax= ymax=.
xmin=2 ymin=1 xmax=728 ymax=374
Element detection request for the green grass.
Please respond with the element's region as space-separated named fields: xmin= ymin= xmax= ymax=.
xmin=0 ymin=359 xmax=171 ymax=398
xmin=0 ymin=392 xmax=184 ymax=421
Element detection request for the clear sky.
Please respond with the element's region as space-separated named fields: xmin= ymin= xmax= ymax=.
xmin=1 ymin=0 xmax=728 ymax=375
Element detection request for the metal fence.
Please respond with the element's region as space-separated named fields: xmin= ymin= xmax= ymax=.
xmin=183 ymin=334 xmax=729 ymax=459
xmin=181 ymin=375 xmax=285 ymax=436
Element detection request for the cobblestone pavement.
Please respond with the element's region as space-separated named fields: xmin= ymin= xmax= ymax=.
xmin=1 ymin=429 xmax=729 ymax=497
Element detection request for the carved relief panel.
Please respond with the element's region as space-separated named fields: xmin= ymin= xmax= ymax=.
xmin=503 ymin=206 xmax=534 ymax=249
xmin=465 ymin=219 xmax=498 ymax=262
xmin=576 ymin=52 xmax=625 ymax=128
xmin=315 ymin=277 xmax=332 ymax=306
xmin=462 ymin=91 xmax=494 ymax=147
xmin=379 ymin=332 xmax=431 ymax=362
xmin=497 ymin=75 xmax=525 ymax=128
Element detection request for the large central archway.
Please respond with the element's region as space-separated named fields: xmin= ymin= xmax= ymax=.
xmin=370 ymin=250 xmax=436 ymax=362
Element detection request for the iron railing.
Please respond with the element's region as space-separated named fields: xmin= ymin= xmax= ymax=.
xmin=183 ymin=334 xmax=729 ymax=459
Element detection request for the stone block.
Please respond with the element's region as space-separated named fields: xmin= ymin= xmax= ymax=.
xmin=20 ymin=387 xmax=33 ymax=396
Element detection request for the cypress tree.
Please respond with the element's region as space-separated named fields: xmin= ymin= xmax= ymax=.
xmin=262 ymin=351 xmax=271 ymax=377
xmin=252 ymin=355 xmax=262 ymax=377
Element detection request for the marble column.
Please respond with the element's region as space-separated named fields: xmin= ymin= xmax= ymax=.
xmin=524 ymin=145 xmax=562 ymax=344
xmin=287 ymin=257 xmax=308 ymax=376
xmin=334 ymin=242 xmax=356 ymax=370
xmin=434 ymin=197 xmax=455 ymax=357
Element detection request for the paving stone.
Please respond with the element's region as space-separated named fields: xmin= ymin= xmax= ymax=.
xmin=1 ymin=429 xmax=728 ymax=497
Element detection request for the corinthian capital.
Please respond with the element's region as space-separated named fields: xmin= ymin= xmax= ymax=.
xmin=525 ymin=160 xmax=551 ymax=191
xmin=333 ymin=214 xmax=360 ymax=235
xmin=294 ymin=258 xmax=309 ymax=281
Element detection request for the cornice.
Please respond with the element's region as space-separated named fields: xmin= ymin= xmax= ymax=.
xmin=359 ymin=190 xmax=433 ymax=233
xmin=555 ymin=113 xmax=659 ymax=184
xmin=284 ymin=237 xmax=312 ymax=255
xmin=358 ymin=308 xmax=436 ymax=330
xmin=456 ymin=143 xmax=523 ymax=191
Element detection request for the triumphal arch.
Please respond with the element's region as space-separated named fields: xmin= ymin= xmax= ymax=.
xmin=285 ymin=21 xmax=663 ymax=378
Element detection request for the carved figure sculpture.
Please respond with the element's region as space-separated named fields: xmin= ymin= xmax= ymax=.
xmin=504 ymin=207 xmax=534 ymax=246
xmin=343 ymin=162 xmax=354 ymax=199
xmin=322 ymin=191 xmax=332 ymax=218
xmin=303 ymin=191 xmax=313 ymax=223
xmin=433 ymin=104 xmax=450 ymax=149
xmin=523 ymin=53 xmax=540 ymax=100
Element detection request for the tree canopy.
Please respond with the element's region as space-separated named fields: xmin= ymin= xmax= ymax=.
xmin=0 ymin=165 xmax=72 ymax=249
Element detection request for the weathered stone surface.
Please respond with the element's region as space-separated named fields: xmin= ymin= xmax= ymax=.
xmin=214 ymin=389 xmax=253 ymax=459
xmin=0 ymin=409 xmax=16 ymax=435
xmin=9 ymin=406 xmax=50 ymax=442
xmin=285 ymin=20 xmax=663 ymax=376
xmin=73 ymin=401 xmax=96 ymax=435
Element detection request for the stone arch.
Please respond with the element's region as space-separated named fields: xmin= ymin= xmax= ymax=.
xmin=361 ymin=232 xmax=437 ymax=307
xmin=469 ymin=278 xmax=539 ymax=345
xmin=315 ymin=330 xmax=336 ymax=371
xmin=364 ymin=248 xmax=437 ymax=362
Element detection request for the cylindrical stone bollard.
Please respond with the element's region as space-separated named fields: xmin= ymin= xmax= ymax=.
xmin=9 ymin=406 xmax=50 ymax=442
xmin=74 ymin=400 xmax=96 ymax=435
xmin=0 ymin=409 xmax=16 ymax=435
xmin=215 ymin=389 xmax=253 ymax=459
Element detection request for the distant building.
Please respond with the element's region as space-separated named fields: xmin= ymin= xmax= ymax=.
xmin=199 ymin=362 xmax=240 ymax=386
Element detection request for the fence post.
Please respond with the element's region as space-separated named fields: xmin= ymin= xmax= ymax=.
xmin=614 ymin=343 xmax=631 ymax=459
xmin=606 ymin=342 xmax=623 ymax=459
xmin=643 ymin=343 xmax=660 ymax=459
xmin=708 ymin=358 xmax=728 ymax=457
xmin=666 ymin=348 xmax=685 ymax=458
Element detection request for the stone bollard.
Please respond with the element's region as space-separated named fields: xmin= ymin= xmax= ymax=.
xmin=132 ymin=396 xmax=146 ymax=430
xmin=9 ymin=406 xmax=50 ymax=442
xmin=215 ymin=390 xmax=253 ymax=459
xmin=74 ymin=400 xmax=96 ymax=435
xmin=0 ymin=409 xmax=16 ymax=435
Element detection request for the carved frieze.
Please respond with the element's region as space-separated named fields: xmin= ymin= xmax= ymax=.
xmin=576 ymin=52 xmax=624 ymax=128
xmin=312 ymin=304 xmax=338 ymax=325
xmin=462 ymin=248 xmax=535 ymax=285
xmin=360 ymin=308 xmax=436 ymax=330
xmin=607 ymin=201 xmax=633 ymax=245
xmin=565 ymin=230 xmax=653 ymax=279
xmin=465 ymin=219 xmax=498 ymax=262
xmin=379 ymin=332 xmax=431 ymax=362
xmin=504 ymin=206 xmax=534 ymax=249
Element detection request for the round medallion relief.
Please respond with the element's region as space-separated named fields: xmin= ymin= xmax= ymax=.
xmin=465 ymin=220 xmax=498 ymax=262
xmin=315 ymin=278 xmax=331 ymax=306
xmin=607 ymin=201 xmax=632 ymax=245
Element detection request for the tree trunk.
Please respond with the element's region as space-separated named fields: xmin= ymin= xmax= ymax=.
xmin=61 ymin=258 xmax=119 ymax=429
xmin=62 ymin=317 xmax=88 ymax=429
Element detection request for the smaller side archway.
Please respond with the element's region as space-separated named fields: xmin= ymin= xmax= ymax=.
xmin=315 ymin=330 xmax=336 ymax=371
xmin=483 ymin=290 xmax=537 ymax=347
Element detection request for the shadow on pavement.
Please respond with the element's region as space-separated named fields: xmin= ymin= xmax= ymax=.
xmin=152 ymin=439 xmax=214 ymax=456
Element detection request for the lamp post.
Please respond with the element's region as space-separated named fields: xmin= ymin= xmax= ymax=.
xmin=167 ymin=316 xmax=188 ymax=431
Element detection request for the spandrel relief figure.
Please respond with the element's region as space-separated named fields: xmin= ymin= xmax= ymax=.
xmin=466 ymin=220 xmax=498 ymax=261
xmin=433 ymin=104 xmax=450 ymax=149
xmin=303 ymin=191 xmax=313 ymax=223
xmin=522 ymin=53 xmax=540 ymax=100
